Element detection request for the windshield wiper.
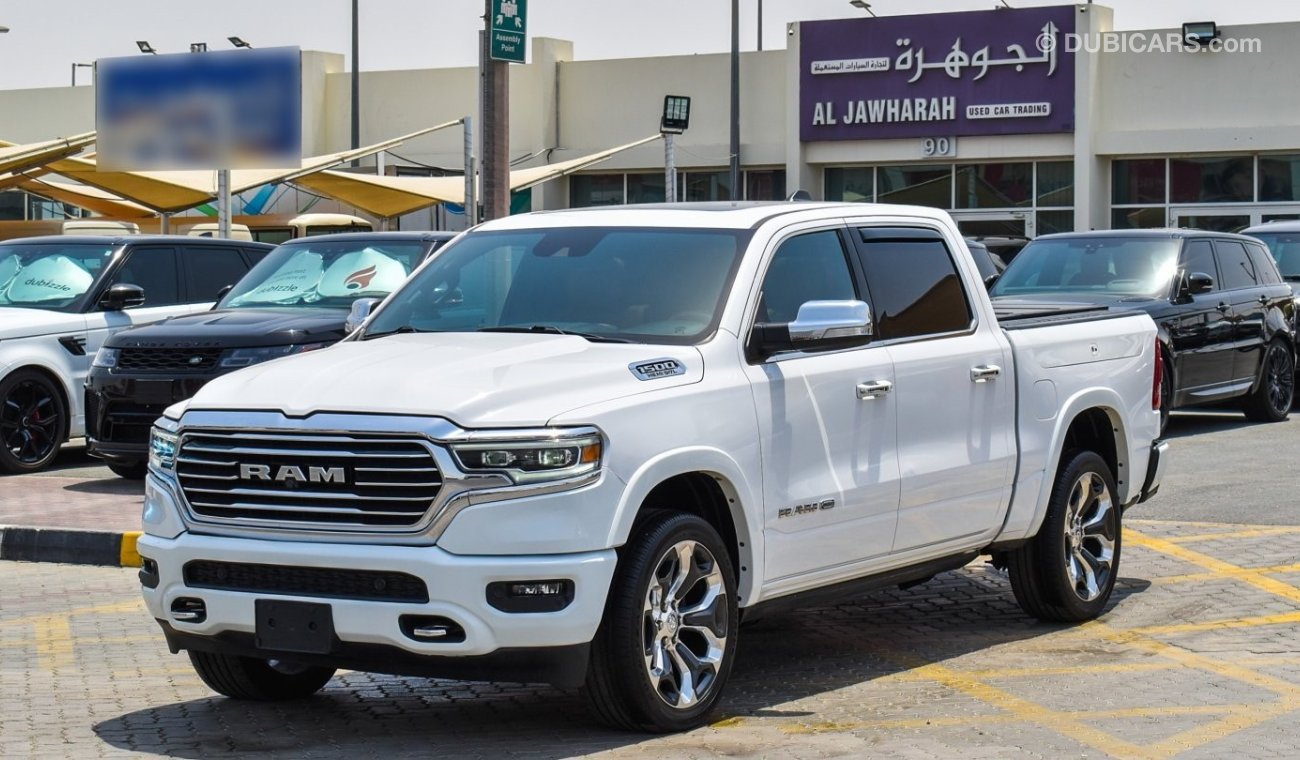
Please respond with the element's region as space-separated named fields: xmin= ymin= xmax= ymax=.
xmin=363 ymin=325 xmax=425 ymax=340
xmin=478 ymin=325 xmax=633 ymax=343
xmin=1281 ymin=274 xmax=1300 ymax=282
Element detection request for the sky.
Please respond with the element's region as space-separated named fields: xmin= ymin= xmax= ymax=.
xmin=0 ymin=0 xmax=1296 ymax=91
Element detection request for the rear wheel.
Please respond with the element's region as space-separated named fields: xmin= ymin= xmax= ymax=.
xmin=583 ymin=511 xmax=738 ymax=732
xmin=1007 ymin=450 xmax=1121 ymax=622
xmin=1241 ymin=340 xmax=1294 ymax=422
xmin=187 ymin=651 xmax=335 ymax=701
xmin=0 ymin=369 xmax=66 ymax=474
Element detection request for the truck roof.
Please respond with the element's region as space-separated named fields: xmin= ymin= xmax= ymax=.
xmin=477 ymin=201 xmax=955 ymax=231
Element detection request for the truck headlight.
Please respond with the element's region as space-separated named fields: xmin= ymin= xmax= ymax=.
xmin=451 ymin=431 xmax=602 ymax=484
xmin=92 ymin=347 xmax=120 ymax=369
xmin=148 ymin=427 xmax=179 ymax=471
xmin=219 ymin=344 xmax=324 ymax=369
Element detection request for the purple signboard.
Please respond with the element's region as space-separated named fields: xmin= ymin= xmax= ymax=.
xmin=800 ymin=6 xmax=1076 ymax=142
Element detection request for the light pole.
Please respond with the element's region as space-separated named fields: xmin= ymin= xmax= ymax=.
xmin=228 ymin=36 xmax=252 ymax=49
xmin=136 ymin=41 xmax=157 ymax=54
xmin=71 ymin=62 xmax=93 ymax=86
xmin=757 ymin=0 xmax=762 ymax=51
xmin=0 ymin=26 xmax=10 ymax=34
xmin=351 ymin=0 xmax=360 ymax=164
xmin=848 ymin=0 xmax=876 ymax=16
xmin=729 ymin=0 xmax=740 ymax=201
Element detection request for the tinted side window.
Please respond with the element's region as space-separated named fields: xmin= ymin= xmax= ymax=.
xmin=757 ymin=230 xmax=857 ymax=324
xmin=183 ymin=246 xmax=251 ymax=302
xmin=1215 ymin=240 xmax=1258 ymax=290
xmin=107 ymin=247 xmax=181 ymax=307
xmin=1245 ymin=242 xmax=1282 ymax=285
xmin=1180 ymin=240 xmax=1218 ymax=290
xmin=855 ymin=229 xmax=972 ymax=340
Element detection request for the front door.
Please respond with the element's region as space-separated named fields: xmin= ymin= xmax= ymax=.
xmin=743 ymin=227 xmax=901 ymax=581
xmin=1169 ymin=239 xmax=1236 ymax=403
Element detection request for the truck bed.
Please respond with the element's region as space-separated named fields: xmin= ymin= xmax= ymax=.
xmin=993 ymin=301 xmax=1131 ymax=330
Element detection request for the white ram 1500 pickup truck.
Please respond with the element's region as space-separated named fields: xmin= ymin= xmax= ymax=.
xmin=139 ymin=203 xmax=1168 ymax=732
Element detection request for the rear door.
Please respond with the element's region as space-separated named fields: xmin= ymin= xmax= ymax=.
xmin=1169 ymin=239 xmax=1235 ymax=402
xmin=849 ymin=226 xmax=1016 ymax=554
xmin=180 ymin=244 xmax=255 ymax=304
xmin=1212 ymin=239 xmax=1267 ymax=388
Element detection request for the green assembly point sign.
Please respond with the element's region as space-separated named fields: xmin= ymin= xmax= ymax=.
xmin=490 ymin=0 xmax=528 ymax=63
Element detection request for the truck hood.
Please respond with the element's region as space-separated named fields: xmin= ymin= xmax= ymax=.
xmin=0 ymin=307 xmax=84 ymax=340
xmin=187 ymin=332 xmax=704 ymax=427
xmin=107 ymin=307 xmax=347 ymax=350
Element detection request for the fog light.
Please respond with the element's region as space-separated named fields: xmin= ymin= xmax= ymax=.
xmin=170 ymin=597 xmax=206 ymax=623
xmin=486 ymin=579 xmax=574 ymax=613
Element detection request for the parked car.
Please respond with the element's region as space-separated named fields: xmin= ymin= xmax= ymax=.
xmin=138 ymin=202 xmax=1165 ymax=732
xmin=965 ymin=238 xmax=1006 ymax=284
xmin=990 ymin=229 xmax=1296 ymax=430
xmin=85 ymin=231 xmax=455 ymax=478
xmin=1241 ymin=220 xmax=1300 ymax=329
xmin=968 ymin=235 xmax=1030 ymax=269
xmin=0 ymin=235 xmax=272 ymax=473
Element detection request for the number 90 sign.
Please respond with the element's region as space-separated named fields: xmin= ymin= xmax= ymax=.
xmin=921 ymin=137 xmax=956 ymax=157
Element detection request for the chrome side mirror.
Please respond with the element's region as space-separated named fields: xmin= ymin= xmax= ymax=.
xmin=788 ymin=300 xmax=874 ymax=342
xmin=345 ymin=297 xmax=381 ymax=333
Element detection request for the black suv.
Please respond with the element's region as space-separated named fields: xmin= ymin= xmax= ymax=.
xmin=85 ymin=231 xmax=454 ymax=477
xmin=990 ymin=229 xmax=1296 ymax=430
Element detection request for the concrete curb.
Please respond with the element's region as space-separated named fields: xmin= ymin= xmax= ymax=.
xmin=0 ymin=526 xmax=142 ymax=567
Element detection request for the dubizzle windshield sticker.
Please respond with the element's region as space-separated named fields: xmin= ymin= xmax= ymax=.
xmin=344 ymin=266 xmax=378 ymax=291
xmin=230 ymin=250 xmax=324 ymax=305
xmin=4 ymin=256 xmax=93 ymax=303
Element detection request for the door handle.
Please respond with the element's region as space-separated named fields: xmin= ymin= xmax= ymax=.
xmin=970 ymin=365 xmax=1002 ymax=383
xmin=1258 ymin=295 xmax=1270 ymax=305
xmin=1216 ymin=302 xmax=1231 ymax=313
xmin=856 ymin=380 xmax=893 ymax=400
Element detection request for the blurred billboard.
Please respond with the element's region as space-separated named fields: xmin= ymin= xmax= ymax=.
xmin=96 ymin=47 xmax=301 ymax=170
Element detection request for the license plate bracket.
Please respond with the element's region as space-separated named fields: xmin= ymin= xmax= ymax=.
xmin=254 ymin=599 xmax=335 ymax=654
xmin=134 ymin=379 xmax=175 ymax=404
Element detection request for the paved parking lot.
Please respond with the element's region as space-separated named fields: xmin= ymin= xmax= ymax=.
xmin=2 ymin=409 xmax=1299 ymax=758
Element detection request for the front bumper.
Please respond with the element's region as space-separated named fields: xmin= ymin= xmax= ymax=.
xmin=85 ymin=369 xmax=218 ymax=464
xmin=137 ymin=530 xmax=617 ymax=685
xmin=1137 ymin=439 xmax=1169 ymax=505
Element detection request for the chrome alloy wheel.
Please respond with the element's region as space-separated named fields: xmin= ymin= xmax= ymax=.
xmin=1063 ymin=471 xmax=1116 ymax=603
xmin=642 ymin=540 xmax=729 ymax=709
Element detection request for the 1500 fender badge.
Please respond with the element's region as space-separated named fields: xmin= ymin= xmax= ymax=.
xmin=779 ymin=499 xmax=836 ymax=519
xmin=629 ymin=358 xmax=686 ymax=381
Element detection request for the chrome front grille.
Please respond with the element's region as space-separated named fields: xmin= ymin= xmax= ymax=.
xmin=176 ymin=430 xmax=443 ymax=530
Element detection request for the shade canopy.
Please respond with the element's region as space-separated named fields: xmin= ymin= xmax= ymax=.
xmin=18 ymin=176 xmax=155 ymax=218
xmin=44 ymin=121 xmax=464 ymax=214
xmin=0 ymin=132 xmax=97 ymax=175
xmin=293 ymin=135 xmax=662 ymax=219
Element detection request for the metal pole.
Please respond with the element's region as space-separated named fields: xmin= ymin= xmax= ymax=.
xmin=351 ymin=0 xmax=360 ymax=164
xmin=729 ymin=0 xmax=740 ymax=200
xmin=160 ymin=212 xmax=170 ymax=234
xmin=217 ymin=169 xmax=231 ymax=238
xmin=481 ymin=0 xmax=509 ymax=221
xmin=664 ymin=134 xmax=677 ymax=203
xmin=757 ymin=0 xmax=763 ymax=51
xmin=70 ymin=62 xmax=75 ymax=87
xmin=464 ymin=116 xmax=476 ymax=227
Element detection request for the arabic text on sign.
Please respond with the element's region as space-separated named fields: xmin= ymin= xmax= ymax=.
xmin=810 ymin=58 xmax=891 ymax=75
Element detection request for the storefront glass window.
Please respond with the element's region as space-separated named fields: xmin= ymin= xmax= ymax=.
xmin=824 ymin=167 xmax=874 ymax=203
xmin=569 ymin=174 xmax=624 ymax=207
xmin=627 ymin=173 xmax=666 ymax=204
xmin=0 ymin=191 xmax=23 ymax=221
xmin=1112 ymin=159 xmax=1166 ymax=205
xmin=1036 ymin=161 xmax=1074 ymax=206
xmin=1036 ymin=210 xmax=1074 ymax=235
xmin=684 ymin=171 xmax=734 ymax=202
xmin=955 ymin=163 xmax=1032 ymax=209
xmin=877 ymin=165 xmax=952 ymax=208
xmin=1258 ymin=155 xmax=1300 ymax=202
xmin=1169 ymin=156 xmax=1253 ymax=203
xmin=745 ymin=170 xmax=787 ymax=201
xmin=1111 ymin=207 xmax=1166 ymax=229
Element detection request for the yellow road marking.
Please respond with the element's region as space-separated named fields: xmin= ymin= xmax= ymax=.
xmin=0 ymin=600 xmax=141 ymax=629
xmin=766 ymin=704 xmax=1258 ymax=735
xmin=1126 ymin=530 xmax=1300 ymax=606
xmin=119 ymin=531 xmax=143 ymax=568
xmin=1127 ymin=610 xmax=1300 ymax=636
xmin=32 ymin=616 xmax=75 ymax=672
xmin=1163 ymin=526 xmax=1300 ymax=544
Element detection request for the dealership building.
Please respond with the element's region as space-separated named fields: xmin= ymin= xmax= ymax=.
xmin=2 ymin=3 xmax=1300 ymax=236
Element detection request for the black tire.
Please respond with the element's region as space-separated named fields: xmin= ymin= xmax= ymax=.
xmin=1241 ymin=340 xmax=1294 ymax=423
xmin=1007 ymin=451 xmax=1122 ymax=622
xmin=1159 ymin=359 xmax=1173 ymax=435
xmin=583 ymin=511 xmax=739 ymax=733
xmin=187 ymin=651 xmax=335 ymax=701
xmin=0 ymin=369 xmax=66 ymax=474
xmin=107 ymin=461 xmax=147 ymax=480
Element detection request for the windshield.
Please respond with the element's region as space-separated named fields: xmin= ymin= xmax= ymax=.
xmin=990 ymin=237 xmax=1180 ymax=299
xmin=364 ymin=227 xmax=750 ymax=345
xmin=1247 ymin=232 xmax=1300 ymax=280
xmin=220 ymin=240 xmax=427 ymax=309
xmin=0 ymin=243 xmax=116 ymax=311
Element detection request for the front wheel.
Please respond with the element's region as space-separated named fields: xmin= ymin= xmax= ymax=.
xmin=583 ymin=511 xmax=738 ymax=732
xmin=1007 ymin=450 xmax=1121 ymax=622
xmin=0 ymin=369 xmax=66 ymax=474
xmin=1241 ymin=340 xmax=1294 ymax=422
xmin=188 ymin=651 xmax=335 ymax=700
xmin=107 ymin=461 xmax=148 ymax=480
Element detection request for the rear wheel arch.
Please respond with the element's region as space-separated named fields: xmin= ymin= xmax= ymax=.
xmin=1059 ymin=407 xmax=1121 ymax=488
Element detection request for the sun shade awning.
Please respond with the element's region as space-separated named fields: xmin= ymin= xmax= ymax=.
xmin=0 ymin=132 xmax=97 ymax=175
xmin=43 ymin=121 xmax=463 ymax=214
xmin=292 ymin=135 xmax=662 ymax=218
xmin=17 ymin=177 xmax=155 ymax=218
